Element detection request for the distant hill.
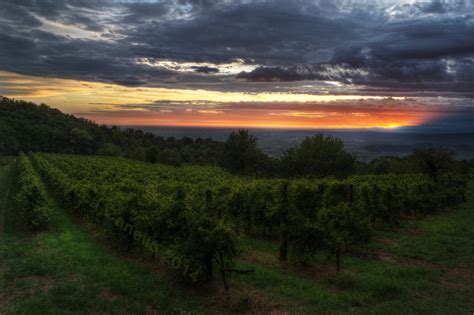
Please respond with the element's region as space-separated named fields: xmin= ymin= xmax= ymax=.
xmin=0 ymin=96 xmax=224 ymax=165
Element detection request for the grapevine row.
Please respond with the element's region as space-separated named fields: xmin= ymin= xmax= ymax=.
xmin=31 ymin=153 xmax=467 ymax=284
xmin=15 ymin=153 xmax=52 ymax=230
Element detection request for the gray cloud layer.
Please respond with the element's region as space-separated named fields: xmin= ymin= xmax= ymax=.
xmin=0 ymin=0 xmax=473 ymax=95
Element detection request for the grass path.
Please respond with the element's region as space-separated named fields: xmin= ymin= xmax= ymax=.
xmin=1 ymin=161 xmax=473 ymax=314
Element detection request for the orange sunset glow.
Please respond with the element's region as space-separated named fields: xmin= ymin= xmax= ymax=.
xmin=0 ymin=71 xmax=439 ymax=129
xmin=84 ymin=108 xmax=435 ymax=129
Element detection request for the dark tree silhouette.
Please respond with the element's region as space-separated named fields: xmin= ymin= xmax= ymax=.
xmin=281 ymin=134 xmax=355 ymax=179
xmin=411 ymin=148 xmax=454 ymax=181
xmin=220 ymin=130 xmax=266 ymax=175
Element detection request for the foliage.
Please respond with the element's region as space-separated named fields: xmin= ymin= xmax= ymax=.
xmin=2 ymin=165 xmax=473 ymax=314
xmin=157 ymin=148 xmax=182 ymax=166
xmin=410 ymin=148 xmax=455 ymax=181
xmin=97 ymin=143 xmax=122 ymax=156
xmin=362 ymin=149 xmax=466 ymax=179
xmin=15 ymin=153 xmax=52 ymax=230
xmin=145 ymin=146 xmax=160 ymax=163
xmin=281 ymin=134 xmax=356 ymax=179
xmin=0 ymin=96 xmax=224 ymax=165
xmin=220 ymin=130 xmax=267 ymax=175
xmin=70 ymin=128 xmax=93 ymax=154
xmin=317 ymin=203 xmax=371 ymax=271
xmin=0 ymin=156 xmax=14 ymax=166
xmin=32 ymin=153 xmax=239 ymax=284
xmin=3 ymin=96 xmax=467 ymax=182
xmin=30 ymin=153 xmax=467 ymax=274
xmin=364 ymin=156 xmax=408 ymax=174
xmin=0 ymin=121 xmax=19 ymax=155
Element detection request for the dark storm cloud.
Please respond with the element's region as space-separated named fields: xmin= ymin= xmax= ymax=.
xmin=121 ymin=2 xmax=170 ymax=23
xmin=5 ymin=0 xmax=108 ymax=31
xmin=236 ymin=66 xmax=318 ymax=82
xmin=124 ymin=0 xmax=362 ymax=65
xmin=0 ymin=0 xmax=473 ymax=95
xmin=0 ymin=1 xmax=42 ymax=27
xmin=238 ymin=4 xmax=474 ymax=93
xmin=0 ymin=28 xmax=175 ymax=86
xmin=192 ymin=66 xmax=220 ymax=74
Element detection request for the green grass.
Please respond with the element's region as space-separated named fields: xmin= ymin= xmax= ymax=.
xmin=1 ymin=162 xmax=473 ymax=314
xmin=236 ymin=240 xmax=443 ymax=313
xmin=381 ymin=202 xmax=474 ymax=268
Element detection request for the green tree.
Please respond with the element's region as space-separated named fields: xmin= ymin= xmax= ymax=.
xmin=410 ymin=148 xmax=454 ymax=181
xmin=0 ymin=122 xmax=19 ymax=155
xmin=281 ymin=134 xmax=355 ymax=178
xmin=0 ymin=97 xmax=227 ymax=164
xmin=70 ymin=128 xmax=93 ymax=154
xmin=145 ymin=146 xmax=160 ymax=163
xmin=367 ymin=156 xmax=407 ymax=174
xmin=157 ymin=149 xmax=182 ymax=166
xmin=97 ymin=143 xmax=122 ymax=156
xmin=220 ymin=130 xmax=266 ymax=175
xmin=124 ymin=146 xmax=146 ymax=161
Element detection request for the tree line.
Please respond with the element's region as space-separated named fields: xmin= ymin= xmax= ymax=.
xmin=0 ymin=97 xmax=223 ymax=165
xmin=1 ymin=96 xmax=471 ymax=179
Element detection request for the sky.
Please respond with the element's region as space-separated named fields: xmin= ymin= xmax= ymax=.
xmin=0 ymin=0 xmax=473 ymax=130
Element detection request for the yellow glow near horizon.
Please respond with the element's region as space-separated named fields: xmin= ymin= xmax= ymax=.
xmin=0 ymin=70 xmax=434 ymax=129
xmin=0 ymin=71 xmax=402 ymax=109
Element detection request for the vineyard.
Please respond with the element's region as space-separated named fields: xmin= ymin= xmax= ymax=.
xmin=2 ymin=1 xmax=474 ymax=310
xmin=18 ymin=153 xmax=466 ymax=289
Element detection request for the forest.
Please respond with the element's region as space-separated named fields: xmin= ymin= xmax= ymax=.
xmin=0 ymin=97 xmax=224 ymax=165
